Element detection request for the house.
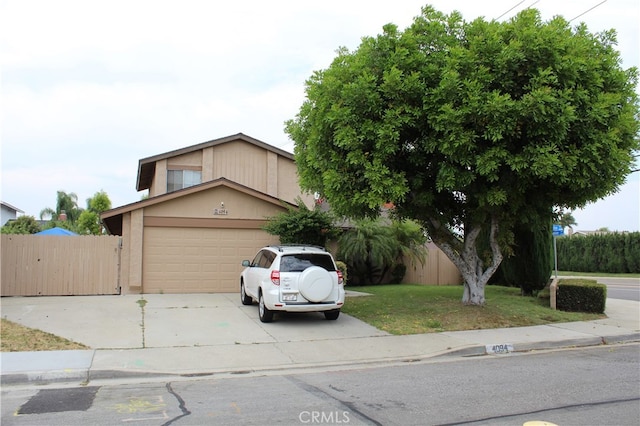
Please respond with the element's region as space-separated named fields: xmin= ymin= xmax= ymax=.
xmin=101 ymin=133 xmax=314 ymax=294
xmin=1 ymin=201 xmax=24 ymax=226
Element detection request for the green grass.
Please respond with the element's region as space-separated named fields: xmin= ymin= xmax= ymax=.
xmin=342 ymin=285 xmax=604 ymax=335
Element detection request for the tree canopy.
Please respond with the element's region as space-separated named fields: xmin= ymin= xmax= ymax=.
xmin=76 ymin=190 xmax=112 ymax=235
xmin=1 ymin=215 xmax=41 ymax=234
xmin=285 ymin=6 xmax=639 ymax=304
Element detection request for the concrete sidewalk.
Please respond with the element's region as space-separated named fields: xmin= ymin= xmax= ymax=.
xmin=1 ymin=294 xmax=639 ymax=386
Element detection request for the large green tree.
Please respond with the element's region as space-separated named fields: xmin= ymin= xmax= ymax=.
xmin=285 ymin=6 xmax=639 ymax=305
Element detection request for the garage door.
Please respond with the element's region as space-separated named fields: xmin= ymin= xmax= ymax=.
xmin=143 ymin=227 xmax=278 ymax=293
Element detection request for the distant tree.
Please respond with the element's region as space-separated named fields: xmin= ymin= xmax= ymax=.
xmin=262 ymin=198 xmax=338 ymax=247
xmin=88 ymin=190 xmax=112 ymax=213
xmin=76 ymin=190 xmax=112 ymax=235
xmin=40 ymin=191 xmax=82 ymax=224
xmin=557 ymin=210 xmax=578 ymax=232
xmin=285 ymin=6 xmax=639 ymax=305
xmin=1 ymin=216 xmax=41 ymax=234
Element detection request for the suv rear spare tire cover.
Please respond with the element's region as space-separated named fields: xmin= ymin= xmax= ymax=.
xmin=298 ymin=266 xmax=333 ymax=302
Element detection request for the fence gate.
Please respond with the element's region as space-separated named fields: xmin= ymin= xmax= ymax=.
xmin=1 ymin=234 xmax=122 ymax=296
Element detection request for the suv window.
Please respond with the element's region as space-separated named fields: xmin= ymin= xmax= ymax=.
xmin=259 ymin=251 xmax=276 ymax=268
xmin=280 ymin=253 xmax=336 ymax=272
xmin=251 ymin=250 xmax=275 ymax=268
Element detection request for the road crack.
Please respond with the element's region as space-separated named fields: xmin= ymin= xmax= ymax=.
xmin=162 ymin=382 xmax=191 ymax=425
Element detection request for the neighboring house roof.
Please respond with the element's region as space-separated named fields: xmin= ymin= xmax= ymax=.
xmin=35 ymin=227 xmax=78 ymax=236
xmin=1 ymin=201 xmax=24 ymax=214
xmin=136 ymin=133 xmax=295 ymax=192
xmin=101 ymin=177 xmax=297 ymax=235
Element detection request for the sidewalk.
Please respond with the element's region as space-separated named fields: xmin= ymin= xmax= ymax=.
xmin=1 ymin=294 xmax=638 ymax=386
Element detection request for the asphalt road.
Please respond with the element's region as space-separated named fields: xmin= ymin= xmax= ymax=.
xmin=570 ymin=276 xmax=640 ymax=301
xmin=2 ymin=344 xmax=638 ymax=425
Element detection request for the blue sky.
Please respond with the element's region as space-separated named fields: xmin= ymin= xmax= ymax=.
xmin=1 ymin=0 xmax=638 ymax=231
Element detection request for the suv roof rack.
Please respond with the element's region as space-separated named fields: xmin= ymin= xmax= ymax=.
xmin=268 ymin=244 xmax=327 ymax=252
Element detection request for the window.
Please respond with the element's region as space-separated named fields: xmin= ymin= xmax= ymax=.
xmin=167 ymin=170 xmax=201 ymax=192
xmin=280 ymin=253 xmax=336 ymax=272
xmin=252 ymin=250 xmax=275 ymax=268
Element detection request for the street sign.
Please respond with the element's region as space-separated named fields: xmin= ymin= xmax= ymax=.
xmin=552 ymin=224 xmax=564 ymax=236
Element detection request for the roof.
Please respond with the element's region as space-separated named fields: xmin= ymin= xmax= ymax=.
xmin=35 ymin=227 xmax=78 ymax=236
xmin=136 ymin=133 xmax=295 ymax=191
xmin=101 ymin=177 xmax=297 ymax=235
xmin=1 ymin=201 xmax=24 ymax=213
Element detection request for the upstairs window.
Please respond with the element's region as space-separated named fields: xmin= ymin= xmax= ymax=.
xmin=167 ymin=170 xmax=201 ymax=192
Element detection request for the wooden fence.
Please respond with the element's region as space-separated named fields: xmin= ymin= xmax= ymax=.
xmin=402 ymin=243 xmax=462 ymax=285
xmin=1 ymin=235 xmax=460 ymax=296
xmin=1 ymin=234 xmax=121 ymax=296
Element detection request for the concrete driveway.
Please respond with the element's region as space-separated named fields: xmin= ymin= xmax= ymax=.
xmin=0 ymin=293 xmax=388 ymax=350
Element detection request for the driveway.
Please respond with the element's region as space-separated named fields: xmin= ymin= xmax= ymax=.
xmin=0 ymin=293 xmax=388 ymax=350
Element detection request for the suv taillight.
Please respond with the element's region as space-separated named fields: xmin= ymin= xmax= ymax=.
xmin=337 ymin=270 xmax=343 ymax=285
xmin=271 ymin=270 xmax=280 ymax=286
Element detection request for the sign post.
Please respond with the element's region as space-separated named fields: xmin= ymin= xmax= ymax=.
xmin=552 ymin=224 xmax=564 ymax=278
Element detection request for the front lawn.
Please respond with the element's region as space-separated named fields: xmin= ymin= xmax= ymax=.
xmin=342 ymin=285 xmax=604 ymax=335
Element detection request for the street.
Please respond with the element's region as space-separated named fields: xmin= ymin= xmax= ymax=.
xmin=597 ymin=277 xmax=640 ymax=302
xmin=2 ymin=344 xmax=638 ymax=425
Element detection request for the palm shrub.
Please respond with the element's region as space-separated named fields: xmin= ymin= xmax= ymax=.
xmin=337 ymin=219 xmax=396 ymax=285
xmin=337 ymin=219 xmax=427 ymax=285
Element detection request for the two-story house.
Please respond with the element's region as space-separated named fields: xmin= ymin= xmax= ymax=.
xmin=101 ymin=133 xmax=314 ymax=294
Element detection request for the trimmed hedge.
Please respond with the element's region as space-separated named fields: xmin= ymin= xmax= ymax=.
xmin=557 ymin=232 xmax=640 ymax=273
xmin=557 ymin=279 xmax=607 ymax=313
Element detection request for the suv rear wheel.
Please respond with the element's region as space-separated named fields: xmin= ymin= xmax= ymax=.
xmin=258 ymin=291 xmax=274 ymax=323
xmin=324 ymin=309 xmax=340 ymax=320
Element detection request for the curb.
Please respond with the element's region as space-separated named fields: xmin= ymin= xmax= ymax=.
xmin=4 ymin=336 xmax=638 ymax=386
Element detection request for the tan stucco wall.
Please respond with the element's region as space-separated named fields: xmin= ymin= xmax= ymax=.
xmin=202 ymin=147 xmax=214 ymax=182
xmin=143 ymin=186 xmax=286 ymax=220
xmin=167 ymin=150 xmax=203 ymax=169
xmin=147 ymin=139 xmax=308 ymax=206
xmin=150 ymin=159 xmax=167 ymax=197
xmin=126 ymin=209 xmax=144 ymax=294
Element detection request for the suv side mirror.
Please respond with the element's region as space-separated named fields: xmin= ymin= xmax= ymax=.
xmin=242 ymin=260 xmax=251 ymax=267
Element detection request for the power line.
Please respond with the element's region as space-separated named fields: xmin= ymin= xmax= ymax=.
xmin=495 ymin=0 xmax=541 ymax=20
xmin=569 ymin=0 xmax=608 ymax=22
xmin=496 ymin=0 xmax=527 ymax=20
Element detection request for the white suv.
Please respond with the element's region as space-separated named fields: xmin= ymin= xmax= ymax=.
xmin=240 ymin=245 xmax=345 ymax=322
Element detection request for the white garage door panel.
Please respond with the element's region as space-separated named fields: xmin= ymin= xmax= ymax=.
xmin=143 ymin=227 xmax=276 ymax=293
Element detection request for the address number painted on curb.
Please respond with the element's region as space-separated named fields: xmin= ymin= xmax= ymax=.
xmin=486 ymin=343 xmax=514 ymax=354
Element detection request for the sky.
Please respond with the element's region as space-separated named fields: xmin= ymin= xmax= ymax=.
xmin=1 ymin=0 xmax=639 ymax=232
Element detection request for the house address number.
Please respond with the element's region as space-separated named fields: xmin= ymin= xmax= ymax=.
xmin=213 ymin=208 xmax=229 ymax=215
xmin=485 ymin=343 xmax=514 ymax=354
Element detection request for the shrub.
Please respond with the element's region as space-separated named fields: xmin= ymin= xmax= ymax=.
xmin=335 ymin=261 xmax=348 ymax=286
xmin=390 ymin=263 xmax=407 ymax=284
xmin=262 ymin=197 xmax=338 ymax=247
xmin=557 ymin=232 xmax=640 ymax=273
xmin=556 ymin=279 xmax=606 ymax=313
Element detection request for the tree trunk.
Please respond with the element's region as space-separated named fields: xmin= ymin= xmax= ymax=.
xmin=429 ymin=216 xmax=503 ymax=306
